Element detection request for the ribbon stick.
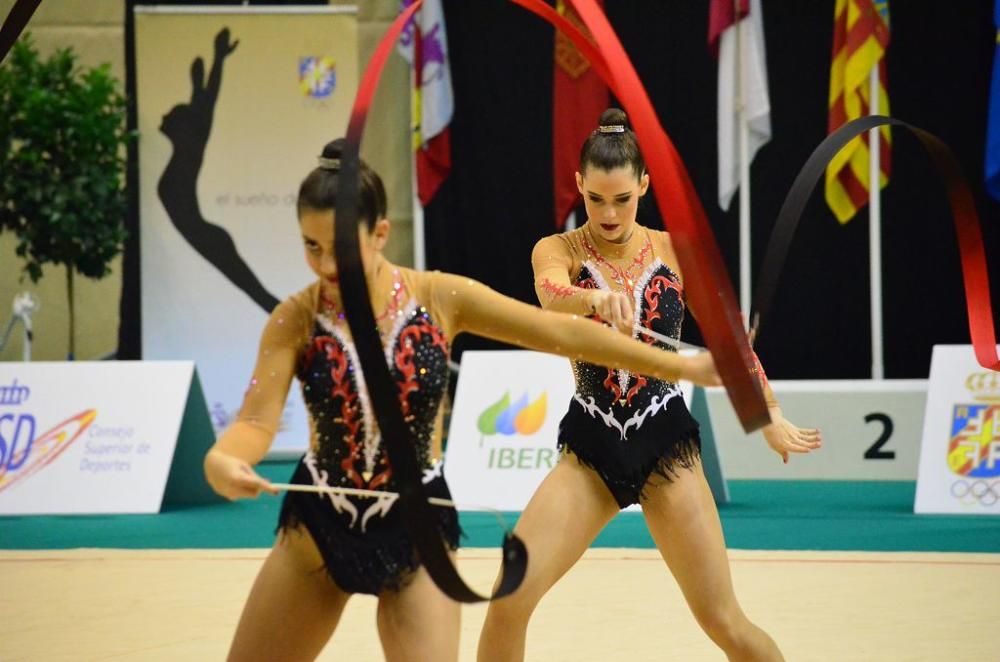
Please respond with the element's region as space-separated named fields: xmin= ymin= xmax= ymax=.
xmin=637 ymin=326 xmax=705 ymax=352
xmin=274 ymin=482 xmax=517 ymax=536
xmin=751 ymin=116 xmax=999 ymax=372
xmin=272 ymin=482 xmax=450 ymax=508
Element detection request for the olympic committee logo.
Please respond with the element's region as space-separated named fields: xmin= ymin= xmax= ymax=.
xmin=946 ymin=372 xmax=1000 ymax=507
xmin=298 ymin=56 xmax=337 ymax=98
xmin=476 ymin=391 xmax=553 ymax=470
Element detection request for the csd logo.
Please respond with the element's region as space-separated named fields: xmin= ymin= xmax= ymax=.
xmin=0 ymin=378 xmax=96 ymax=494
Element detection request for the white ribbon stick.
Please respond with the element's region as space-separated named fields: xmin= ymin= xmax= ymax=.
xmin=636 ymin=326 xmax=704 ymax=352
xmin=271 ymin=482 xmax=455 ymax=508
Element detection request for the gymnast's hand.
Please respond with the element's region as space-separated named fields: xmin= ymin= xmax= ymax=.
xmin=761 ymin=409 xmax=822 ymax=464
xmin=204 ymin=449 xmax=279 ymax=500
xmin=591 ymin=290 xmax=633 ymax=333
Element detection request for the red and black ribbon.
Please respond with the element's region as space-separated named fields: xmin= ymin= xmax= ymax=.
xmin=2 ymin=0 xmax=772 ymax=601
xmin=337 ymin=0 xmax=775 ymax=600
xmin=559 ymin=0 xmax=770 ymax=431
xmin=334 ymin=1 xmax=528 ymax=604
xmin=751 ymin=116 xmax=999 ymax=372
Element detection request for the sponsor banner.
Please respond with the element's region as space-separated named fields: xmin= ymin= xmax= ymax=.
xmin=915 ymin=345 xmax=1000 ymax=514
xmin=705 ymin=380 xmax=926 ymax=480
xmin=445 ymin=350 xmax=695 ymax=513
xmin=0 ymin=361 xmax=215 ymax=514
xmin=135 ymin=7 xmax=358 ymax=453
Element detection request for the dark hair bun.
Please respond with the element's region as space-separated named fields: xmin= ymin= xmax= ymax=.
xmin=321 ymin=138 xmax=345 ymax=160
xmin=579 ymin=107 xmax=644 ymax=176
xmin=598 ymin=107 xmax=628 ymax=129
xmin=299 ymin=136 xmax=388 ymax=230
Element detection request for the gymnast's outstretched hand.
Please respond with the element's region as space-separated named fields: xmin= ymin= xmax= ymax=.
xmin=204 ymin=449 xmax=279 ymax=500
xmin=761 ymin=408 xmax=822 ymax=464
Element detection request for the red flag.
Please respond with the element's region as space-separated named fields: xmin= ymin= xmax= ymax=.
xmin=708 ymin=0 xmax=749 ymax=57
xmin=553 ymin=0 xmax=608 ymax=229
xmin=416 ymin=127 xmax=450 ymax=206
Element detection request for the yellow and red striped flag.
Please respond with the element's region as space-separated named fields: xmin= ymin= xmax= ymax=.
xmin=825 ymin=0 xmax=891 ymax=223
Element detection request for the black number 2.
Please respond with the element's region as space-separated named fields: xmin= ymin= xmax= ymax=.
xmin=864 ymin=413 xmax=895 ymax=460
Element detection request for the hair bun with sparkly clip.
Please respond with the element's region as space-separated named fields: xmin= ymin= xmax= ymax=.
xmin=317 ymin=156 xmax=341 ymax=171
xmin=598 ymin=124 xmax=626 ymax=134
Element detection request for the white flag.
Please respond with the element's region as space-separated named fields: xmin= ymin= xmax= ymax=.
xmin=717 ymin=0 xmax=771 ymax=211
xmin=398 ymin=0 xmax=453 ymax=143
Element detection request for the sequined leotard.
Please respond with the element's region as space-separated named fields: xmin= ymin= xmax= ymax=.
xmin=238 ymin=267 xmax=459 ymax=594
xmin=533 ymin=225 xmax=700 ymax=507
xmin=237 ymin=262 xmax=696 ymax=594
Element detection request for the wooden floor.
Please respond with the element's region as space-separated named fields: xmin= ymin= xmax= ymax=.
xmin=1 ymin=548 xmax=994 ymax=661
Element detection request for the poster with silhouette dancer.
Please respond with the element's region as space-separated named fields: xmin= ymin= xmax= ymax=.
xmin=136 ymin=7 xmax=358 ymax=453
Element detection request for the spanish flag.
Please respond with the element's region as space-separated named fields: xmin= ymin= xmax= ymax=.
xmin=825 ymin=0 xmax=891 ymax=224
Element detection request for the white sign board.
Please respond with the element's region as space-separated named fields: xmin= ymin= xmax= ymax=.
xmin=0 ymin=361 xmax=214 ymax=514
xmin=915 ymin=345 xmax=1000 ymax=515
xmin=705 ymin=380 xmax=926 ymax=480
xmin=445 ymin=350 xmax=693 ymax=513
xmin=136 ymin=8 xmax=358 ymax=454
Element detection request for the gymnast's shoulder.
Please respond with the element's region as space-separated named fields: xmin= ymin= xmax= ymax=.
xmin=261 ymin=283 xmax=317 ymax=337
xmin=533 ymin=227 xmax=581 ymax=260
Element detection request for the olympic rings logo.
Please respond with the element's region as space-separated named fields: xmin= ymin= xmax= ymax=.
xmin=950 ymin=480 xmax=1000 ymax=507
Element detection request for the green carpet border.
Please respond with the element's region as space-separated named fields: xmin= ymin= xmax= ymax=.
xmin=1 ymin=463 xmax=998 ymax=553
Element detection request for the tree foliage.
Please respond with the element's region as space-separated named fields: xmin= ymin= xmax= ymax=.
xmin=0 ymin=35 xmax=132 ymax=283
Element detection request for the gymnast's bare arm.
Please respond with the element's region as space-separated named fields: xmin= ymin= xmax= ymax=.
xmin=204 ymin=297 xmax=308 ymax=499
xmin=532 ymin=235 xmax=633 ymax=333
xmin=655 ymin=232 xmax=823 ymax=462
xmin=432 ymin=271 xmax=720 ymax=387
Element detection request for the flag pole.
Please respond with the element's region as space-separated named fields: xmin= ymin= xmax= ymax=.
xmin=410 ymin=21 xmax=427 ymax=271
xmin=735 ymin=0 xmax=751 ymax=328
xmin=868 ymin=65 xmax=883 ymax=379
xmin=412 ymin=165 xmax=426 ymax=270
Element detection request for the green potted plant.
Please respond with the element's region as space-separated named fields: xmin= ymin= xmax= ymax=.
xmin=0 ymin=35 xmax=133 ymax=359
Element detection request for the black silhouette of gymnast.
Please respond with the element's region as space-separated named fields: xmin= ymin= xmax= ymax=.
xmin=158 ymin=28 xmax=280 ymax=313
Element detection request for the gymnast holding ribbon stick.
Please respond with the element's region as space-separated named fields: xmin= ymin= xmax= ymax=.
xmin=477 ymin=109 xmax=823 ymax=662
xmin=203 ymin=139 xmax=722 ymax=661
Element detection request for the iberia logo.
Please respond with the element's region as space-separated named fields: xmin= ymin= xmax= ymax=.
xmin=0 ymin=379 xmax=96 ymax=494
xmin=299 ymin=56 xmax=337 ymax=98
xmin=477 ymin=391 xmax=547 ymax=443
xmin=947 ymin=372 xmax=1000 ymax=478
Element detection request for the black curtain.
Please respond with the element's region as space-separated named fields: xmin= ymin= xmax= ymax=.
xmin=428 ymin=0 xmax=1000 ymax=378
